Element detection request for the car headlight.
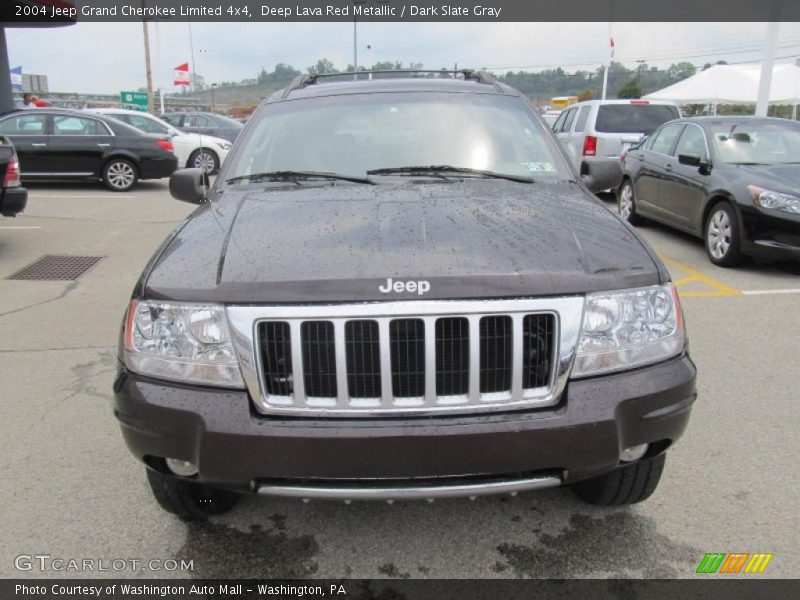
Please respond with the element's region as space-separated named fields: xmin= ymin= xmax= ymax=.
xmin=572 ymin=284 xmax=685 ymax=378
xmin=748 ymin=185 xmax=800 ymax=215
xmin=123 ymin=299 xmax=244 ymax=388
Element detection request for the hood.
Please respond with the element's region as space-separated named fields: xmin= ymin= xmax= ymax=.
xmin=730 ymin=163 xmax=800 ymax=194
xmin=144 ymin=180 xmax=662 ymax=303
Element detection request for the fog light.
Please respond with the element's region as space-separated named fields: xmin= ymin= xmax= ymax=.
xmin=620 ymin=444 xmax=648 ymax=462
xmin=165 ymin=458 xmax=198 ymax=477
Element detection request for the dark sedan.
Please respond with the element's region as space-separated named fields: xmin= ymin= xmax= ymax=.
xmin=619 ymin=116 xmax=800 ymax=266
xmin=0 ymin=136 xmax=27 ymax=217
xmin=162 ymin=111 xmax=243 ymax=142
xmin=0 ymin=109 xmax=178 ymax=192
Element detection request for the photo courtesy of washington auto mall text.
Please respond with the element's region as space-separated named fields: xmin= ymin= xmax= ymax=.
xmin=1 ymin=0 xmax=800 ymax=598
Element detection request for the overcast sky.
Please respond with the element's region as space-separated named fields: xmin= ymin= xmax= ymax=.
xmin=7 ymin=21 xmax=800 ymax=93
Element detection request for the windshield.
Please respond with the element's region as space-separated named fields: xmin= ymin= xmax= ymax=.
xmin=595 ymin=104 xmax=680 ymax=134
xmin=225 ymin=92 xmax=568 ymax=181
xmin=710 ymin=121 xmax=800 ymax=164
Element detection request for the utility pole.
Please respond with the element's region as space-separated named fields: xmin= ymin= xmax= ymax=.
xmin=141 ymin=0 xmax=154 ymax=113
xmin=353 ymin=11 xmax=358 ymax=80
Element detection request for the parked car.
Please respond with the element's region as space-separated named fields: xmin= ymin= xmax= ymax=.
xmin=619 ymin=116 xmax=800 ymax=266
xmin=553 ymin=99 xmax=681 ymax=174
xmin=0 ymin=136 xmax=27 ymax=217
xmin=86 ymin=108 xmax=231 ymax=173
xmin=162 ymin=111 xmax=243 ymax=143
xmin=115 ymin=72 xmax=695 ymax=519
xmin=0 ymin=109 xmax=177 ymax=192
xmin=541 ymin=109 xmax=562 ymax=128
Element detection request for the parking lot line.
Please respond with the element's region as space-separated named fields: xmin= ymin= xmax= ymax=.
xmin=28 ymin=194 xmax=138 ymax=199
xmin=0 ymin=226 xmax=42 ymax=230
xmin=659 ymin=256 xmax=742 ymax=298
xmin=741 ymin=288 xmax=800 ymax=296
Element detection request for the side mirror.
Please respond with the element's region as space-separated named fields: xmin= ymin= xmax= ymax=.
xmin=678 ymin=153 xmax=702 ymax=167
xmin=580 ymin=158 xmax=623 ymax=193
xmin=169 ymin=168 xmax=209 ymax=204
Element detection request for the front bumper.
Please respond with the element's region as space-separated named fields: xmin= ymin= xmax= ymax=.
xmin=741 ymin=206 xmax=800 ymax=260
xmin=114 ymin=353 xmax=696 ymax=495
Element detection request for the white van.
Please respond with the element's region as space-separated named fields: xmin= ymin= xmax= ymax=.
xmin=552 ymin=99 xmax=680 ymax=174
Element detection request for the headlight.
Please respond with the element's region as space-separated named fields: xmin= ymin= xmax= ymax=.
xmin=123 ymin=299 xmax=244 ymax=388
xmin=748 ymin=185 xmax=800 ymax=215
xmin=572 ymin=284 xmax=685 ymax=378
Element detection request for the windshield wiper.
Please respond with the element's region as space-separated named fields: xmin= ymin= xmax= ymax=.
xmin=367 ymin=165 xmax=534 ymax=183
xmin=225 ymin=170 xmax=373 ymax=185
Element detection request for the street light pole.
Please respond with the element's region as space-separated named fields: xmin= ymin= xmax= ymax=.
xmin=211 ymin=83 xmax=217 ymax=111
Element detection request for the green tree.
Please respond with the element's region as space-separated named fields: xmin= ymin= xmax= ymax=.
xmin=578 ymin=88 xmax=595 ymax=102
xmin=307 ymin=59 xmax=338 ymax=75
xmin=617 ymin=77 xmax=643 ymax=99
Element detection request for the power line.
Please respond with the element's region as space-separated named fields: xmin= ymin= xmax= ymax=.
xmin=479 ymin=39 xmax=800 ymax=72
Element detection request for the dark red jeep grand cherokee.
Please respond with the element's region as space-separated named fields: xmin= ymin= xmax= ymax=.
xmin=114 ymin=72 xmax=696 ymax=519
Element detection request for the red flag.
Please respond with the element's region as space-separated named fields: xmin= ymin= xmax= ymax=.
xmin=609 ymin=38 xmax=615 ymax=62
xmin=174 ymin=63 xmax=190 ymax=86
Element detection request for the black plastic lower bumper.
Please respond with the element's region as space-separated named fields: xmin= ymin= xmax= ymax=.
xmin=113 ymin=354 xmax=697 ymax=492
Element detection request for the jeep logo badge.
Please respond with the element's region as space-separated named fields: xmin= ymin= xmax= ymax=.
xmin=379 ymin=278 xmax=431 ymax=296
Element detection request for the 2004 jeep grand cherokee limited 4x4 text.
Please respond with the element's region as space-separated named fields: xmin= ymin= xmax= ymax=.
xmin=113 ymin=72 xmax=697 ymax=519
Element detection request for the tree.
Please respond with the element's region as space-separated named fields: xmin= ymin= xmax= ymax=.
xmin=307 ymin=59 xmax=338 ymax=75
xmin=666 ymin=61 xmax=696 ymax=83
xmin=578 ymin=88 xmax=595 ymax=102
xmin=617 ymin=77 xmax=643 ymax=99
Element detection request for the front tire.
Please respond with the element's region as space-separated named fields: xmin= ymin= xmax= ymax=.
xmin=704 ymin=202 xmax=743 ymax=267
xmin=102 ymin=158 xmax=138 ymax=192
xmin=572 ymin=453 xmax=666 ymax=506
xmin=618 ymin=180 xmax=644 ymax=226
xmin=146 ymin=469 xmax=240 ymax=520
xmin=188 ymin=148 xmax=219 ymax=174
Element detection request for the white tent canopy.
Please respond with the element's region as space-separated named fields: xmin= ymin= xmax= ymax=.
xmin=643 ymin=63 xmax=800 ymax=105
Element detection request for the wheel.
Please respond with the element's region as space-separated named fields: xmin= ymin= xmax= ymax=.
xmin=146 ymin=469 xmax=240 ymax=520
xmin=618 ymin=179 xmax=644 ymax=225
xmin=188 ymin=148 xmax=219 ymax=174
xmin=102 ymin=158 xmax=138 ymax=192
xmin=704 ymin=202 xmax=743 ymax=267
xmin=572 ymin=453 xmax=666 ymax=506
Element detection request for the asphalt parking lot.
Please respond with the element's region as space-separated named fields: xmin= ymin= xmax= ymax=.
xmin=1 ymin=182 xmax=798 ymax=580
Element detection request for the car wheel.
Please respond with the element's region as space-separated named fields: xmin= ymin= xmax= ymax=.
xmin=188 ymin=148 xmax=219 ymax=174
xmin=573 ymin=453 xmax=666 ymax=506
xmin=146 ymin=469 xmax=240 ymax=520
xmin=102 ymin=159 xmax=138 ymax=192
xmin=618 ymin=180 xmax=643 ymax=225
xmin=705 ymin=202 xmax=743 ymax=267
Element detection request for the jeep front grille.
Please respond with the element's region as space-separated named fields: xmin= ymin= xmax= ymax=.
xmin=227 ymin=298 xmax=584 ymax=417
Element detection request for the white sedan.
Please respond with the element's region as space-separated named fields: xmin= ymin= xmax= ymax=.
xmin=85 ymin=108 xmax=231 ymax=173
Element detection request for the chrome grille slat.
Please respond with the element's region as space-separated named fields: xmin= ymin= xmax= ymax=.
xmin=227 ymin=297 xmax=585 ymax=418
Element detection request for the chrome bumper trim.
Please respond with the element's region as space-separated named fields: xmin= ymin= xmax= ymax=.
xmin=256 ymin=473 xmax=562 ymax=501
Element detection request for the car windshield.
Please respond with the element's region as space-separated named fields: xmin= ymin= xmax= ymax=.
xmin=595 ymin=104 xmax=680 ymax=134
xmin=710 ymin=121 xmax=800 ymax=164
xmin=225 ymin=91 xmax=568 ymax=181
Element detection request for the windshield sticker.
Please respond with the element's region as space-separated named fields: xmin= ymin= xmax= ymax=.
xmin=522 ymin=162 xmax=556 ymax=173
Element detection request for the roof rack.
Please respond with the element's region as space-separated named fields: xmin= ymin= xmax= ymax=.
xmin=277 ymin=69 xmax=504 ymax=99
